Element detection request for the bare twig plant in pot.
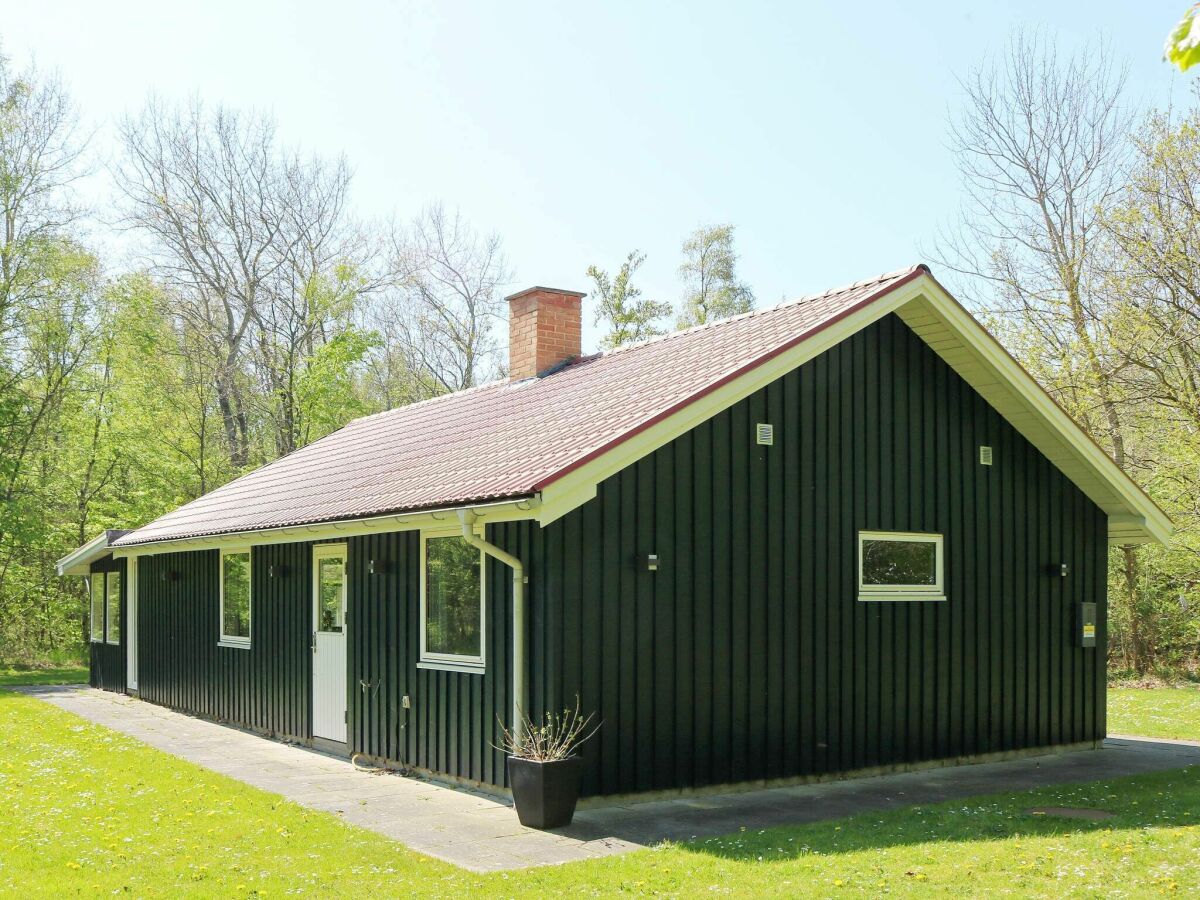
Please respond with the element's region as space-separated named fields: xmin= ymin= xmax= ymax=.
xmin=498 ymin=698 xmax=599 ymax=829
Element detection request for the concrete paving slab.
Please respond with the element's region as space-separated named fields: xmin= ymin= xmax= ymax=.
xmin=16 ymin=684 xmax=1200 ymax=873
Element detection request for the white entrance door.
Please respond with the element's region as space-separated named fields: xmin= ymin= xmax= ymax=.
xmin=312 ymin=544 xmax=348 ymax=743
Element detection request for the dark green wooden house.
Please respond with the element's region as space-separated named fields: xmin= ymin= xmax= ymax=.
xmin=58 ymin=265 xmax=1169 ymax=799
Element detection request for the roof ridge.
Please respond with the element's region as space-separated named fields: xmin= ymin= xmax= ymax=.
xmin=577 ymin=263 xmax=926 ymax=363
xmin=346 ymin=264 xmax=926 ymax=427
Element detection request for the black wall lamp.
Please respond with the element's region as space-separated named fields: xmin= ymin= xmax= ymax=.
xmin=1046 ymin=562 xmax=1069 ymax=578
xmin=160 ymin=569 xmax=180 ymax=582
xmin=369 ymin=559 xmax=389 ymax=575
xmin=268 ymin=564 xmax=289 ymax=578
xmin=643 ymin=553 xmax=659 ymax=572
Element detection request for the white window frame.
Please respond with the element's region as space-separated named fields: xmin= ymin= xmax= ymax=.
xmin=105 ymin=570 xmax=122 ymax=645
xmin=857 ymin=531 xmax=946 ymax=602
xmin=312 ymin=542 xmax=348 ymax=634
xmin=418 ymin=529 xmax=486 ymax=673
xmin=219 ymin=546 xmax=252 ymax=649
xmin=89 ymin=574 xmax=106 ymax=643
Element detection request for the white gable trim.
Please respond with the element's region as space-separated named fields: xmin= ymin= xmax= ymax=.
xmin=898 ymin=280 xmax=1170 ymax=545
xmin=536 ymin=273 xmax=1170 ymax=545
xmin=535 ymin=276 xmax=929 ymax=526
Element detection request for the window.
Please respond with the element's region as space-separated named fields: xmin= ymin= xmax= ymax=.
xmin=89 ymin=571 xmax=121 ymax=643
xmin=314 ymin=545 xmax=346 ymax=633
xmin=420 ymin=533 xmax=484 ymax=670
xmin=220 ymin=548 xmax=251 ymax=646
xmin=106 ymin=571 xmax=122 ymax=644
xmin=858 ymin=531 xmax=945 ymax=601
xmin=90 ymin=575 xmax=105 ymax=642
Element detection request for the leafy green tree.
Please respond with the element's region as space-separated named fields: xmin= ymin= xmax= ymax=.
xmin=0 ymin=50 xmax=98 ymax=662
xmin=586 ymin=250 xmax=670 ymax=349
xmin=676 ymin=224 xmax=754 ymax=328
xmin=1165 ymin=5 xmax=1200 ymax=71
xmin=1099 ymin=99 xmax=1200 ymax=671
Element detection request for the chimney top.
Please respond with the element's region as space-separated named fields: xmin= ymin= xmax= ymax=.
xmin=503 ymin=286 xmax=586 ymax=303
xmin=506 ymin=286 xmax=585 ymax=381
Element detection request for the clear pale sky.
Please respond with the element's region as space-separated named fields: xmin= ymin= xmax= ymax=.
xmin=2 ymin=1 xmax=1188 ymax=351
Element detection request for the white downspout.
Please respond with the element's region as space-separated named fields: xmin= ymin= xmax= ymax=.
xmin=458 ymin=509 xmax=527 ymax=741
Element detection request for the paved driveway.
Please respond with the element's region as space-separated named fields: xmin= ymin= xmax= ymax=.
xmin=22 ymin=685 xmax=1200 ymax=872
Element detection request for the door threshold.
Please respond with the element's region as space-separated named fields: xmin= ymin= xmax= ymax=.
xmin=311 ymin=736 xmax=350 ymax=757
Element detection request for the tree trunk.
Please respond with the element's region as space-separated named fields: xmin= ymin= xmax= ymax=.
xmin=1122 ymin=545 xmax=1145 ymax=675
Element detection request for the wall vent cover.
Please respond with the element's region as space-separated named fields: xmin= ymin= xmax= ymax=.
xmin=756 ymin=423 xmax=774 ymax=446
xmin=979 ymin=445 xmax=993 ymax=466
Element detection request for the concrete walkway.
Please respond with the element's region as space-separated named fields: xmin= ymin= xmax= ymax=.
xmin=22 ymin=685 xmax=1200 ymax=872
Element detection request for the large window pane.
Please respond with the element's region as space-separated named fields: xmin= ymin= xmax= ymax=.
xmin=424 ymin=536 xmax=481 ymax=659
xmin=861 ymin=538 xmax=937 ymax=586
xmin=90 ymin=576 xmax=105 ymax=642
xmin=222 ymin=551 xmax=251 ymax=641
xmin=317 ymin=555 xmax=344 ymax=633
xmin=106 ymin=572 xmax=122 ymax=645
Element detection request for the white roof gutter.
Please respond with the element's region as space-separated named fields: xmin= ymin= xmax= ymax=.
xmin=109 ymin=497 xmax=539 ymax=558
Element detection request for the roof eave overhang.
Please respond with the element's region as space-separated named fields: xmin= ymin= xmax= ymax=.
xmin=900 ymin=277 xmax=1171 ymax=546
xmin=56 ymin=530 xmax=131 ymax=577
xmin=534 ymin=272 xmax=1171 ymax=545
xmin=109 ymin=496 xmax=540 ymax=558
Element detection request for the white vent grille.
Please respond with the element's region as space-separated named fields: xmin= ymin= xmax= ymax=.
xmin=979 ymin=445 xmax=993 ymax=466
xmin=756 ymin=423 xmax=774 ymax=446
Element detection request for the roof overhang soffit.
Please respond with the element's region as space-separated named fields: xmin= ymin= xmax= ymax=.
xmin=56 ymin=531 xmax=127 ymax=577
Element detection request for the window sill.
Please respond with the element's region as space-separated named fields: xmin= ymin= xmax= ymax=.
xmin=218 ymin=639 xmax=251 ymax=650
xmin=858 ymin=593 xmax=947 ymax=603
xmin=417 ymin=659 xmax=485 ymax=675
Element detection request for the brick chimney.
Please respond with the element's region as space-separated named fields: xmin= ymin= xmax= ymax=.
xmin=505 ymin=286 xmax=585 ymax=380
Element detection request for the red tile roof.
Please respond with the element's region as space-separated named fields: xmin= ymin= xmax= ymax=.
xmin=116 ymin=265 xmax=926 ymax=546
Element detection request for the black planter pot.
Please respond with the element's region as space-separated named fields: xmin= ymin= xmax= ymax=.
xmin=507 ymin=755 xmax=584 ymax=829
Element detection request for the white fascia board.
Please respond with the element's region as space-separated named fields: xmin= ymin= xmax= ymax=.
xmin=912 ymin=280 xmax=1171 ymax=546
xmin=110 ymin=497 xmax=539 ymax=559
xmin=536 ymin=277 xmax=929 ymax=526
xmin=536 ymin=273 xmax=1170 ymax=545
xmin=56 ymin=533 xmax=115 ymax=577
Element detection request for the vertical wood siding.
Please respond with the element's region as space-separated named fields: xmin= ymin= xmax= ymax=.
xmin=88 ymin=556 xmax=126 ymax=693
xmin=347 ymin=528 xmax=515 ymax=787
xmin=137 ymin=542 xmax=313 ymax=740
xmin=130 ymin=312 xmax=1108 ymax=797
xmin=506 ymin=313 xmax=1108 ymax=797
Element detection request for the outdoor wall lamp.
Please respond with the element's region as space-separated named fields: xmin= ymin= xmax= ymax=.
xmin=369 ymin=559 xmax=388 ymax=575
xmin=268 ymin=564 xmax=289 ymax=578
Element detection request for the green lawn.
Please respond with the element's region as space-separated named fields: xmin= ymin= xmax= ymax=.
xmin=1109 ymin=685 xmax=1200 ymax=741
xmin=0 ymin=664 xmax=88 ymax=687
xmin=2 ymin=688 xmax=1199 ymax=897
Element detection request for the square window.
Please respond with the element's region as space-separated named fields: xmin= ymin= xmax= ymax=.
xmin=858 ymin=531 xmax=945 ymax=601
xmin=420 ymin=533 xmax=484 ymax=670
xmin=220 ymin=549 xmax=251 ymax=646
